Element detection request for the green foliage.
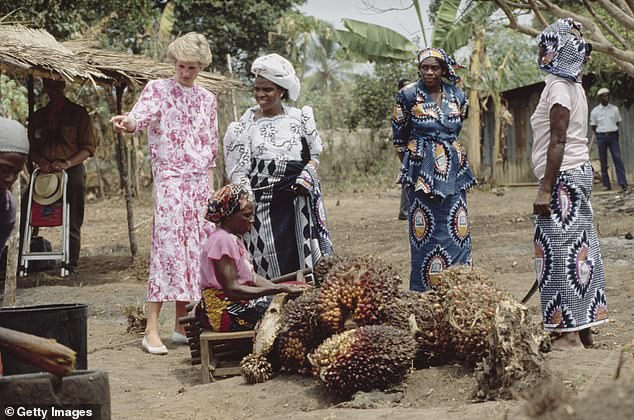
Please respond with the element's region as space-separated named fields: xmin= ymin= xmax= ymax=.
xmin=335 ymin=19 xmax=418 ymax=63
xmin=0 ymin=0 xmax=158 ymax=51
xmin=428 ymin=0 xmax=444 ymax=26
xmin=267 ymin=12 xmax=334 ymax=79
xmin=344 ymin=62 xmax=417 ymax=130
xmin=173 ymin=0 xmax=305 ymax=75
xmin=431 ymin=0 xmax=462 ymax=49
xmin=587 ymin=55 xmax=634 ymax=106
xmin=483 ymin=25 xmax=542 ymax=92
xmin=433 ymin=1 xmax=498 ymax=55
xmin=0 ymin=74 xmax=28 ymax=123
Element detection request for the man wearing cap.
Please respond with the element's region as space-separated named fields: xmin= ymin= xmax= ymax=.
xmin=25 ymin=78 xmax=97 ymax=272
xmin=0 ymin=117 xmax=29 ymax=251
xmin=590 ymin=88 xmax=628 ymax=192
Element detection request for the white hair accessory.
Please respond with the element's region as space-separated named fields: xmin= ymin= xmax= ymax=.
xmin=251 ymin=54 xmax=300 ymax=101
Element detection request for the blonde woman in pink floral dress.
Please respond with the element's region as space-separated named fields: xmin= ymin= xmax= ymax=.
xmin=111 ymin=32 xmax=218 ymax=355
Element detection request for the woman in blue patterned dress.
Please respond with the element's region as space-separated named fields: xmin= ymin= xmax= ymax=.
xmin=392 ymin=48 xmax=476 ymax=292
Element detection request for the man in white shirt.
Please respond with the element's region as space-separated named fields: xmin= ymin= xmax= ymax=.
xmin=590 ymin=88 xmax=628 ymax=192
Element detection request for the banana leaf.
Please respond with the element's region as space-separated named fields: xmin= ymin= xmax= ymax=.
xmin=334 ymin=28 xmax=416 ymax=63
xmin=431 ymin=0 xmax=462 ymax=49
xmin=436 ymin=2 xmax=499 ymax=55
xmin=339 ymin=18 xmax=417 ymax=55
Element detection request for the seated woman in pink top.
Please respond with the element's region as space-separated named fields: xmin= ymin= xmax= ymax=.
xmin=196 ymin=184 xmax=307 ymax=331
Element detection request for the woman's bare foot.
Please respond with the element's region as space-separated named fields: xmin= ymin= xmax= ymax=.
xmin=552 ymin=332 xmax=584 ymax=350
xmin=579 ymin=328 xmax=594 ymax=347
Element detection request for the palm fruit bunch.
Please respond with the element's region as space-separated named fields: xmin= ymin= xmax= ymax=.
xmin=438 ymin=266 xmax=511 ymax=366
xmin=240 ymin=354 xmax=274 ymax=384
xmin=275 ymin=287 xmax=326 ymax=373
xmin=434 ymin=264 xmax=494 ymax=296
xmin=308 ymin=325 xmax=416 ymax=396
xmin=312 ymin=255 xmax=344 ymax=285
xmin=474 ymin=299 xmax=545 ymax=401
xmin=316 ymin=255 xmax=401 ymax=333
xmin=384 ymin=290 xmax=453 ymax=366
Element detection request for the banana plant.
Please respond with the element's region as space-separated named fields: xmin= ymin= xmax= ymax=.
xmin=431 ymin=0 xmax=498 ymax=55
xmin=334 ymin=18 xmax=418 ymax=63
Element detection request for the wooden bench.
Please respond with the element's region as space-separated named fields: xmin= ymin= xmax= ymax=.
xmin=199 ymin=329 xmax=255 ymax=383
xmin=178 ymin=303 xmax=255 ymax=383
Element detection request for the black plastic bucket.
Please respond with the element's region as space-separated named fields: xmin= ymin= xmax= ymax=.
xmin=0 ymin=303 xmax=87 ymax=375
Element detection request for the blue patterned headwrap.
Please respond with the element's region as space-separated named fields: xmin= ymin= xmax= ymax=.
xmin=537 ymin=18 xmax=592 ymax=83
xmin=417 ymin=47 xmax=464 ymax=84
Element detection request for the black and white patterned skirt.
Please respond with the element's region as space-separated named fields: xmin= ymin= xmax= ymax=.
xmin=534 ymin=161 xmax=609 ymax=332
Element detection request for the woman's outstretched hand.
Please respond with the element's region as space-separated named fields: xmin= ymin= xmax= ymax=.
xmin=110 ymin=115 xmax=136 ymax=133
xmin=280 ymin=283 xmax=309 ymax=296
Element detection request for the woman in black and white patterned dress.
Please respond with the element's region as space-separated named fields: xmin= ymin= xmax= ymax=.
xmin=531 ymin=18 xmax=608 ymax=349
xmin=224 ymin=54 xmax=333 ymax=281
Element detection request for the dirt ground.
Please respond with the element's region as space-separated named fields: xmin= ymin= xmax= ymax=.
xmin=3 ymin=184 xmax=634 ymax=420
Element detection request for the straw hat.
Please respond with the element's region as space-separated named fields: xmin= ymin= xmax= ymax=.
xmin=33 ymin=173 xmax=63 ymax=205
xmin=597 ymin=87 xmax=610 ymax=96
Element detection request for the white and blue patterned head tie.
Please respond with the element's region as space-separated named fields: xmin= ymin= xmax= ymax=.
xmin=417 ymin=47 xmax=463 ymax=85
xmin=536 ymin=18 xmax=592 ymax=83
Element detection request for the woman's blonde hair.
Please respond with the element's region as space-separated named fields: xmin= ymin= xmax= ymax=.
xmin=167 ymin=32 xmax=212 ymax=68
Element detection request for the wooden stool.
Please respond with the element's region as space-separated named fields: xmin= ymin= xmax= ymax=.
xmin=200 ymin=330 xmax=255 ymax=384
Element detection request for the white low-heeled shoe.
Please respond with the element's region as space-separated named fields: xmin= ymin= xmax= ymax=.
xmin=141 ymin=336 xmax=168 ymax=355
xmin=171 ymin=331 xmax=189 ymax=345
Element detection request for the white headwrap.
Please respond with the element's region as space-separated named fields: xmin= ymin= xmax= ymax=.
xmin=251 ymin=54 xmax=301 ymax=101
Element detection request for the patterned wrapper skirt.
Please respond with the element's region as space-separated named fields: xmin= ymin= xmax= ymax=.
xmin=407 ymin=188 xmax=472 ymax=292
xmin=534 ymin=161 xmax=609 ymax=332
xmin=195 ymin=288 xmax=272 ymax=332
xmin=245 ymin=159 xmax=323 ymax=279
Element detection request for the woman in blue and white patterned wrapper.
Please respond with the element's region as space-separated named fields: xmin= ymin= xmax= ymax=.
xmin=531 ymin=18 xmax=608 ymax=349
xmin=392 ymin=47 xmax=477 ymax=292
xmin=224 ymin=53 xmax=333 ymax=281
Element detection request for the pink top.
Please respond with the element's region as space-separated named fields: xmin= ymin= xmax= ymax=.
xmin=200 ymin=227 xmax=255 ymax=290
xmin=129 ymin=78 xmax=218 ymax=175
xmin=530 ymin=74 xmax=589 ymax=180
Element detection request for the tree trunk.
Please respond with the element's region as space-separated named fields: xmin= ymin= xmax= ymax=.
xmin=490 ymin=97 xmax=504 ymax=186
xmin=94 ymin=155 xmax=105 ymax=199
xmin=115 ymin=85 xmax=138 ymax=259
xmin=466 ymin=28 xmax=485 ymax=177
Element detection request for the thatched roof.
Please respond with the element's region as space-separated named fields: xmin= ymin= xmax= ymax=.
xmin=0 ymin=24 xmax=242 ymax=94
xmin=63 ymin=40 xmax=243 ymax=94
xmin=0 ymin=24 xmax=111 ymax=85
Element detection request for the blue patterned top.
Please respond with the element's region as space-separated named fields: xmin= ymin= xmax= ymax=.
xmin=392 ymin=80 xmax=476 ymax=199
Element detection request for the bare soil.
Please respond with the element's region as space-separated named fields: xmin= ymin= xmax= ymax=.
xmin=3 ymin=185 xmax=634 ymax=420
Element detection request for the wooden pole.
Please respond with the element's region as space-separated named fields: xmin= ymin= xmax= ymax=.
xmin=114 ymin=84 xmax=138 ymax=258
xmin=226 ymin=53 xmax=238 ymax=121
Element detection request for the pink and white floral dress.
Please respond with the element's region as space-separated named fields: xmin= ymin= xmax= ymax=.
xmin=129 ymin=78 xmax=218 ymax=302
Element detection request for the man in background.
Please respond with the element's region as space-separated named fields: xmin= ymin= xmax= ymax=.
xmin=24 ymin=78 xmax=96 ymax=273
xmin=590 ymin=88 xmax=628 ymax=192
